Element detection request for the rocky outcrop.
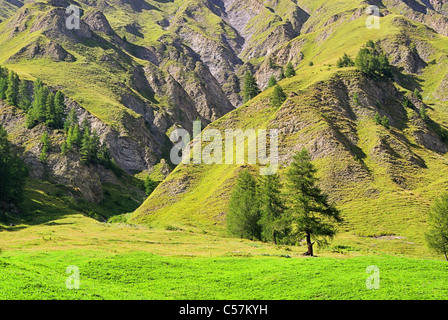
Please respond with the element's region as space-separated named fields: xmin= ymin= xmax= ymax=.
xmin=8 ymin=39 xmax=75 ymax=62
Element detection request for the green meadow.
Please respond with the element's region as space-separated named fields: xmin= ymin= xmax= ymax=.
xmin=0 ymin=179 xmax=447 ymax=300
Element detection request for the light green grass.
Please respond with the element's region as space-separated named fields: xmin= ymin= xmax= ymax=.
xmin=0 ymin=250 xmax=447 ymax=300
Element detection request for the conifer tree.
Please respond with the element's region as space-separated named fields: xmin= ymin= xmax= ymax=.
xmin=39 ymin=132 xmax=50 ymax=164
xmin=54 ymin=91 xmax=65 ymax=129
xmin=71 ymin=124 xmax=81 ymax=147
xmin=420 ymin=105 xmax=428 ymax=121
xmin=426 ymin=193 xmax=448 ymax=261
xmin=45 ymin=92 xmax=56 ymax=128
xmin=374 ymin=112 xmax=381 ymax=124
xmin=64 ymin=108 xmax=78 ymax=133
xmin=414 ymin=89 xmax=423 ymax=100
xmin=285 ymin=62 xmax=296 ymax=78
xmin=227 ymin=169 xmax=262 ymax=240
xmin=271 ymin=85 xmax=287 ymax=108
xmin=17 ymin=79 xmax=31 ymax=111
xmin=259 ymin=173 xmax=287 ymax=244
xmin=381 ymin=116 xmax=390 ymax=129
xmin=0 ymin=77 xmax=7 ymax=100
xmin=242 ymin=71 xmax=260 ymax=103
xmin=268 ymin=75 xmax=277 ymax=88
xmin=284 ymin=149 xmax=342 ymax=256
xmin=80 ymin=127 xmax=92 ymax=164
xmin=98 ymin=141 xmax=112 ymax=166
xmin=5 ymin=71 xmax=19 ymax=106
xmin=337 ymin=53 xmax=355 ymax=68
xmin=278 ymin=68 xmax=285 ymax=80
xmin=0 ymin=124 xmax=27 ymax=214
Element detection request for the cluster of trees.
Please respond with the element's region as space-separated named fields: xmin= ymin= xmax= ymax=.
xmin=0 ymin=67 xmax=65 ymax=130
xmin=355 ymin=40 xmax=393 ymax=80
xmin=374 ymin=112 xmax=390 ymax=129
xmin=337 ymin=42 xmax=392 ymax=79
xmin=0 ymin=124 xmax=27 ymax=215
xmin=0 ymin=66 xmax=117 ymax=174
xmin=227 ymin=149 xmax=342 ymax=256
xmin=61 ymin=109 xmax=113 ymax=167
xmin=337 ymin=53 xmax=355 ymax=68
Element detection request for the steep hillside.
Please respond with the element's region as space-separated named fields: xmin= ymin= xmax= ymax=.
xmin=131 ymin=1 xmax=448 ymax=257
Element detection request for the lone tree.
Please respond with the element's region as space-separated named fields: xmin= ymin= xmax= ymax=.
xmin=285 ymin=62 xmax=296 ymax=78
xmin=258 ymin=172 xmax=287 ymax=244
xmin=242 ymin=71 xmax=260 ymax=103
xmin=285 ymin=149 xmax=342 ymax=256
xmin=426 ymin=193 xmax=448 ymax=261
xmin=227 ymin=169 xmax=261 ymax=241
xmin=271 ymin=85 xmax=287 ymax=108
xmin=268 ymin=75 xmax=277 ymax=88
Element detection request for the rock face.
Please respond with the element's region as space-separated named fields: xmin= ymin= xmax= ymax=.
xmin=0 ymin=102 xmax=105 ymax=203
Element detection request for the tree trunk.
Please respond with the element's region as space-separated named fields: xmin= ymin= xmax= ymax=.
xmin=273 ymin=230 xmax=277 ymax=245
xmin=306 ymin=232 xmax=313 ymax=256
xmin=445 ymin=251 xmax=448 ymax=262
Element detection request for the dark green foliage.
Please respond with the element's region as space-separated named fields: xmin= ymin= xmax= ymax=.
xmin=284 ymin=149 xmax=342 ymax=256
xmin=402 ymin=96 xmax=414 ymax=108
xmin=420 ymin=105 xmax=428 ymax=121
xmin=308 ymin=61 xmax=314 ymax=67
xmin=17 ymin=80 xmax=31 ymax=111
xmin=0 ymin=124 xmax=27 ymax=213
xmin=66 ymin=124 xmax=81 ymax=151
xmin=271 ymin=85 xmax=287 ymax=108
xmin=64 ymin=108 xmax=78 ymax=133
xmin=414 ymin=89 xmax=423 ymax=100
xmin=258 ymin=173 xmax=287 ymax=244
xmin=45 ymin=92 xmax=56 ymax=128
xmin=268 ymin=75 xmax=277 ymax=88
xmin=227 ymin=169 xmax=262 ymax=241
xmin=54 ymin=91 xmax=65 ymax=128
xmin=62 ymin=109 xmax=114 ymax=169
xmin=426 ymin=193 xmax=448 ymax=261
xmin=0 ymin=77 xmax=7 ymax=100
xmin=5 ymin=71 xmax=19 ymax=106
xmin=39 ymin=132 xmax=50 ymax=163
xmin=278 ymin=68 xmax=285 ymax=80
xmin=285 ymin=62 xmax=296 ymax=78
xmin=355 ymin=41 xmax=393 ymax=80
xmin=353 ymin=93 xmax=360 ymax=106
xmin=268 ymin=57 xmax=275 ymax=69
xmin=80 ymin=128 xmax=100 ymax=165
xmin=374 ymin=112 xmax=382 ymax=124
xmin=24 ymin=77 xmax=65 ymax=130
xmin=337 ymin=53 xmax=355 ymax=68
xmin=381 ymin=115 xmax=390 ymax=129
xmin=144 ymin=176 xmax=159 ymax=196
xmin=242 ymin=72 xmax=260 ymax=103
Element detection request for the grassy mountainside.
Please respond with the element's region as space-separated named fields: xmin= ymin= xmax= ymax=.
xmin=132 ymin=2 xmax=448 ymax=258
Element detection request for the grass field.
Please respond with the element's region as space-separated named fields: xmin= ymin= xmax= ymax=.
xmin=0 ymin=179 xmax=447 ymax=300
xmin=1 ymin=250 xmax=448 ymax=300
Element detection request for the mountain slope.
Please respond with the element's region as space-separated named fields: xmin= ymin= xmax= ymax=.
xmin=131 ymin=1 xmax=448 ymax=257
